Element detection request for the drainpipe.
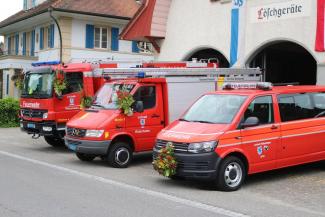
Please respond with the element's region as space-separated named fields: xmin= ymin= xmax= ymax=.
xmin=48 ymin=7 xmax=63 ymax=64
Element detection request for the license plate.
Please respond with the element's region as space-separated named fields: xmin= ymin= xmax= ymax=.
xmin=27 ymin=123 xmax=36 ymax=129
xmin=68 ymin=143 xmax=77 ymax=151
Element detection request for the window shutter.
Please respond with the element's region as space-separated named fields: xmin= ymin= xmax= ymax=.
xmin=85 ymin=24 xmax=94 ymax=49
xmin=132 ymin=41 xmax=139 ymax=53
xmin=15 ymin=34 xmax=19 ymax=55
xmin=50 ymin=24 xmax=55 ymax=48
xmin=31 ymin=30 xmax=35 ymax=56
xmin=7 ymin=37 xmax=11 ymax=55
xmin=111 ymin=27 xmax=119 ymax=51
xmin=40 ymin=27 xmax=44 ymax=50
xmin=22 ymin=32 xmax=26 ymax=56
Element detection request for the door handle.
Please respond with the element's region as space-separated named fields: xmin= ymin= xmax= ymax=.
xmin=151 ymin=114 xmax=160 ymax=118
xmin=235 ymin=136 xmax=242 ymax=140
xmin=270 ymin=125 xmax=278 ymax=130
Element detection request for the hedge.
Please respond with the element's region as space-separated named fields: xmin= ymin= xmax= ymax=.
xmin=0 ymin=98 xmax=20 ymax=128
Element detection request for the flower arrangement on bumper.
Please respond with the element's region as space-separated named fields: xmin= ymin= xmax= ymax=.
xmin=117 ymin=88 xmax=135 ymax=116
xmin=153 ymin=144 xmax=178 ymax=177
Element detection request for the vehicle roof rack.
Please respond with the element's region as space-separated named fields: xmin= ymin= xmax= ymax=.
xmin=273 ymin=82 xmax=300 ymax=86
xmin=99 ymin=67 xmax=262 ymax=79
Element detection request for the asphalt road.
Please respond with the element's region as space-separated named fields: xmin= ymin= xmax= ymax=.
xmin=0 ymin=128 xmax=324 ymax=217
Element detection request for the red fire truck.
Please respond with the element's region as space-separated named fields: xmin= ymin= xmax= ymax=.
xmin=19 ymin=60 xmax=141 ymax=147
xmin=65 ymin=63 xmax=261 ymax=168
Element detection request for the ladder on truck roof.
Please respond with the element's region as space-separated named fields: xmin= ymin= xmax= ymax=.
xmin=99 ymin=67 xmax=262 ymax=79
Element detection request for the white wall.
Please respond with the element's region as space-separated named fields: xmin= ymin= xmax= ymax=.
xmin=159 ymin=0 xmax=320 ymax=65
xmin=159 ymin=0 xmax=232 ymax=61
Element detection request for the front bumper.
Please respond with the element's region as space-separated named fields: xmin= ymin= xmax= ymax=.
xmin=153 ymin=148 xmax=222 ymax=180
xmin=65 ymin=137 xmax=111 ymax=155
xmin=20 ymin=120 xmax=65 ymax=137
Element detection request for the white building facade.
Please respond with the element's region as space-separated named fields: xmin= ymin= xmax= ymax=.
xmin=122 ymin=0 xmax=324 ymax=85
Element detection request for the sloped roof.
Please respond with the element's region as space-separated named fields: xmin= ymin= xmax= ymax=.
xmin=120 ymin=0 xmax=171 ymax=41
xmin=0 ymin=0 xmax=141 ymax=28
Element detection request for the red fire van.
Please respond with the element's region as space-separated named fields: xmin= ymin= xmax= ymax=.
xmin=65 ymin=64 xmax=260 ymax=168
xmin=154 ymin=83 xmax=325 ymax=191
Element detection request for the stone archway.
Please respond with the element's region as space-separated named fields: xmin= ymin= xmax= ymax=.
xmin=186 ymin=48 xmax=230 ymax=68
xmin=247 ymin=41 xmax=317 ymax=85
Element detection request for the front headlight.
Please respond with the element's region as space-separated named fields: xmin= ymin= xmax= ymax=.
xmin=188 ymin=141 xmax=217 ymax=153
xmin=43 ymin=113 xmax=48 ymax=119
xmin=85 ymin=130 xmax=104 ymax=138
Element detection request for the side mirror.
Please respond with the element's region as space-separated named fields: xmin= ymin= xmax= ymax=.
xmin=134 ymin=101 xmax=144 ymax=113
xmin=241 ymin=117 xmax=259 ymax=129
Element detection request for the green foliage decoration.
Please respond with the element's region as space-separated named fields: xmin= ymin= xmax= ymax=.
xmin=0 ymin=98 xmax=20 ymax=128
xmin=117 ymin=88 xmax=135 ymax=116
xmin=80 ymin=96 xmax=93 ymax=109
xmin=153 ymin=144 xmax=178 ymax=177
xmin=53 ymin=77 xmax=67 ymax=97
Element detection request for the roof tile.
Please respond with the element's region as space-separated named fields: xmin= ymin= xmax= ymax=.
xmin=0 ymin=0 xmax=140 ymax=28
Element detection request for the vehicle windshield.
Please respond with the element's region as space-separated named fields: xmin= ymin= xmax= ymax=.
xmin=92 ymin=83 xmax=135 ymax=109
xmin=21 ymin=71 xmax=55 ymax=98
xmin=181 ymin=94 xmax=247 ymax=124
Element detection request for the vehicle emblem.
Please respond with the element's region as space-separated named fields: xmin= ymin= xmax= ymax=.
xmin=166 ymin=141 xmax=173 ymax=147
xmin=69 ymin=97 xmax=75 ymax=105
xmin=257 ymin=146 xmax=263 ymax=155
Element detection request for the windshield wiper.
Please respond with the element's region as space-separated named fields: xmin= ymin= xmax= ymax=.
xmin=92 ymin=103 xmax=106 ymax=108
xmin=179 ymin=118 xmax=190 ymax=122
xmin=190 ymin=120 xmax=216 ymax=124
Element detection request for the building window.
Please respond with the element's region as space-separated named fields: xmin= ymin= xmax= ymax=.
xmin=40 ymin=24 xmax=54 ymax=50
xmin=94 ymin=27 xmax=109 ymax=49
xmin=137 ymin=42 xmax=154 ymax=54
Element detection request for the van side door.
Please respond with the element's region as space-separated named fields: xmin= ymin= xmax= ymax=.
xmin=54 ymin=72 xmax=83 ymax=121
xmin=126 ymin=84 xmax=165 ymax=151
xmin=240 ymin=95 xmax=280 ymax=173
xmin=277 ymin=92 xmax=325 ymax=167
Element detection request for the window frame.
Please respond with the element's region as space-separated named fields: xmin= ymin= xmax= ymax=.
xmin=61 ymin=72 xmax=84 ymax=95
xmin=133 ymin=85 xmax=157 ymax=110
xmin=94 ymin=26 xmax=109 ymax=49
xmin=277 ymin=92 xmax=325 ymax=122
xmin=240 ymin=95 xmax=275 ymax=127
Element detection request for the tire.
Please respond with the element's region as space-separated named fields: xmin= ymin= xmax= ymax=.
xmin=215 ymin=156 xmax=246 ymax=191
xmin=107 ymin=142 xmax=133 ymax=168
xmin=44 ymin=136 xmax=65 ymax=147
xmin=76 ymin=152 xmax=96 ymax=162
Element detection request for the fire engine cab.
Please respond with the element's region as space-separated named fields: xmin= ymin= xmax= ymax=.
xmin=19 ymin=61 xmax=141 ymax=147
xmin=154 ymin=83 xmax=325 ymax=191
xmin=65 ymin=61 xmax=261 ymax=167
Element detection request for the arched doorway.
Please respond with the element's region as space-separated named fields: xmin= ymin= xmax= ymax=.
xmin=248 ymin=41 xmax=317 ymax=85
xmin=186 ymin=48 xmax=230 ymax=68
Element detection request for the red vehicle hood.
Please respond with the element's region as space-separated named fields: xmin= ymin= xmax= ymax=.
xmin=67 ymin=109 xmax=121 ymax=130
xmin=158 ymin=120 xmax=230 ymax=143
xmin=20 ymin=98 xmax=53 ymax=110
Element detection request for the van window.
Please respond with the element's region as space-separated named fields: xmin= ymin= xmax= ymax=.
xmin=311 ymin=93 xmax=325 ymax=118
xmin=133 ymin=86 xmax=156 ymax=110
xmin=243 ymin=96 xmax=274 ymax=125
xmin=62 ymin=72 xmax=83 ymax=94
xmin=277 ymin=93 xmax=323 ymax=121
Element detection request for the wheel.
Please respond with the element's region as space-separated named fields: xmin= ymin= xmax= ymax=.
xmin=215 ymin=156 xmax=246 ymax=191
xmin=44 ymin=136 xmax=65 ymax=147
xmin=76 ymin=152 xmax=96 ymax=162
xmin=107 ymin=142 xmax=133 ymax=168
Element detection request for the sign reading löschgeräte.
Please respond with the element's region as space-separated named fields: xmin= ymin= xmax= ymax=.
xmin=250 ymin=0 xmax=311 ymax=23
